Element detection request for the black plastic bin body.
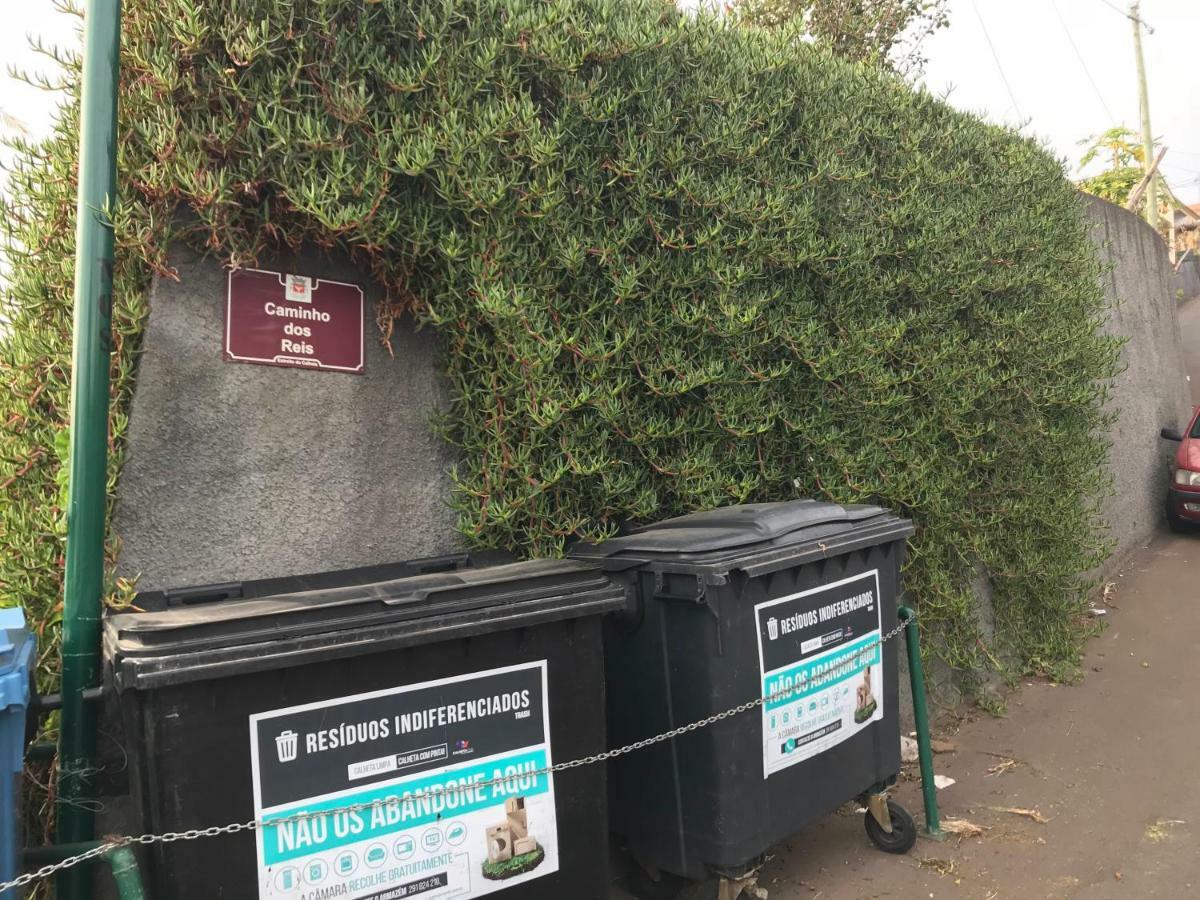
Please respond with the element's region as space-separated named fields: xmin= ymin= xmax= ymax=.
xmin=104 ymin=559 xmax=625 ymax=900
xmin=571 ymin=501 xmax=915 ymax=880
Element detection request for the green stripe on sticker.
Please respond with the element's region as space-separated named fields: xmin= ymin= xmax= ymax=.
xmin=261 ymin=749 xmax=549 ymax=865
xmin=763 ymin=634 xmax=880 ymax=711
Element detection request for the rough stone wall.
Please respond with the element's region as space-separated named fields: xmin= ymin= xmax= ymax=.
xmin=112 ymin=247 xmax=462 ymax=592
xmin=1176 ymin=256 xmax=1200 ymax=304
xmin=1085 ymin=194 xmax=1193 ymax=565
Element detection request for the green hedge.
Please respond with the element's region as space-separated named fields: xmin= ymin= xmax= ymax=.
xmin=1 ymin=0 xmax=1120 ymax=693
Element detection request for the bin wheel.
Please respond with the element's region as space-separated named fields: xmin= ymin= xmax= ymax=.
xmin=864 ymin=799 xmax=917 ymax=854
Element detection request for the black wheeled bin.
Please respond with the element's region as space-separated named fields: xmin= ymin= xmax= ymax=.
xmin=570 ymin=500 xmax=915 ymax=883
xmin=103 ymin=559 xmax=625 ymax=900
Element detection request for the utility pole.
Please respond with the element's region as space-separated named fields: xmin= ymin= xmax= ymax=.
xmin=1130 ymin=1 xmax=1157 ymax=229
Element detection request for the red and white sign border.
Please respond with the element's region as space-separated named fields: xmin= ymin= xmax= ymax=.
xmin=224 ymin=267 xmax=366 ymax=374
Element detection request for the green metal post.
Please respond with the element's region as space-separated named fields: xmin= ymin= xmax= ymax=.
xmin=898 ymin=606 xmax=941 ymax=838
xmin=24 ymin=843 xmax=147 ymax=900
xmin=56 ymin=2 xmax=122 ymax=898
xmin=106 ymin=846 xmax=148 ymax=900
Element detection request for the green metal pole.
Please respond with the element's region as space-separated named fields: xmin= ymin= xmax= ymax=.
xmin=898 ymin=606 xmax=941 ymax=838
xmin=106 ymin=846 xmax=148 ymax=900
xmin=57 ymin=2 xmax=122 ymax=899
xmin=24 ymin=843 xmax=147 ymax=900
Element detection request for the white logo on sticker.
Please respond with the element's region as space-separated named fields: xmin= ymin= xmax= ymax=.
xmin=286 ymin=274 xmax=313 ymax=304
xmin=766 ymin=617 xmax=779 ymax=641
xmin=275 ymin=729 xmax=299 ymax=763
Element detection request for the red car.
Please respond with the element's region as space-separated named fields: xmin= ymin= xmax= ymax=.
xmin=1162 ymin=405 xmax=1200 ymax=531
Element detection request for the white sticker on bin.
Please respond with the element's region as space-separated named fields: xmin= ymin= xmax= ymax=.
xmin=754 ymin=570 xmax=885 ymax=778
xmin=248 ymin=661 xmax=559 ymax=898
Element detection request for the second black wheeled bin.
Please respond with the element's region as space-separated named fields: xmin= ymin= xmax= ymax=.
xmin=570 ymin=500 xmax=915 ymax=884
xmin=104 ymin=559 xmax=625 ymax=900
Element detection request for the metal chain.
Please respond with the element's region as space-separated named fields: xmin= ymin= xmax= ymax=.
xmin=1 ymin=614 xmax=913 ymax=895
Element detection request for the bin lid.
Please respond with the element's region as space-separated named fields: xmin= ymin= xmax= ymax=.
xmin=131 ymin=550 xmax=516 ymax=611
xmin=570 ymin=500 xmax=913 ymax=577
xmin=104 ymin=559 xmax=624 ymax=691
xmin=0 ymin=608 xmax=33 ymax=708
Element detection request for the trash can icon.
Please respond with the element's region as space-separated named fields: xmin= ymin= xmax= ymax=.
xmin=766 ymin=617 xmax=779 ymax=641
xmin=275 ymin=730 xmax=299 ymax=763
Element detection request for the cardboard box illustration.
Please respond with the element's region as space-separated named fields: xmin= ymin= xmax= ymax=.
xmin=486 ymin=825 xmax=514 ymax=863
xmin=484 ymin=795 xmax=544 ymax=874
xmin=505 ymin=797 xmax=528 ymax=839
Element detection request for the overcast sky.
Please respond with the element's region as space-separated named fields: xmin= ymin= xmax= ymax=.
xmin=921 ymin=0 xmax=1200 ymax=204
xmin=1 ymin=0 xmax=1197 ymax=202
xmin=0 ymin=3 xmax=78 ymax=176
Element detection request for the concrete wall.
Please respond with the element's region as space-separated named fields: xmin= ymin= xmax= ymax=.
xmin=1176 ymin=257 xmax=1200 ymax=304
xmin=1085 ymin=194 xmax=1193 ymax=565
xmin=112 ymin=248 xmax=461 ymax=592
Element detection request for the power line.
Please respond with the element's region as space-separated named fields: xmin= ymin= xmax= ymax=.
xmin=1050 ymin=0 xmax=1117 ymax=124
xmin=970 ymin=0 xmax=1023 ymax=122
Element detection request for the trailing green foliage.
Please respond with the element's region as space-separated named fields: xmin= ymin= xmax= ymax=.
xmin=1 ymin=0 xmax=1120 ymax=693
xmin=1 ymin=82 xmax=150 ymax=690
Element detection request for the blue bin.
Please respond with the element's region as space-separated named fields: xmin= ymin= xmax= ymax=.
xmin=0 ymin=608 xmax=34 ymax=889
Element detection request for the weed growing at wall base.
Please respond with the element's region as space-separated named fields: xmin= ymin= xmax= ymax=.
xmin=0 ymin=0 xmax=1121 ymax=697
